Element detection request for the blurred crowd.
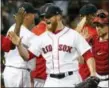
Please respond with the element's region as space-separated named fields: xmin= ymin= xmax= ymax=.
xmin=1 ymin=0 xmax=108 ymax=35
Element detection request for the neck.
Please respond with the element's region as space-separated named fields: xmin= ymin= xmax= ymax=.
xmin=22 ymin=22 xmax=32 ymax=30
xmin=56 ymin=21 xmax=65 ymax=31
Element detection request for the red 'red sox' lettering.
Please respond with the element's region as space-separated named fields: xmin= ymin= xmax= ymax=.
xmin=42 ymin=44 xmax=72 ymax=54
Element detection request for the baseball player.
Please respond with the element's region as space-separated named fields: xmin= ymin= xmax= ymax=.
xmin=77 ymin=4 xmax=98 ymax=80
xmin=8 ymin=5 xmax=96 ymax=87
xmin=3 ymin=3 xmax=37 ymax=87
xmin=78 ymin=9 xmax=109 ymax=88
xmin=92 ymin=9 xmax=109 ymax=88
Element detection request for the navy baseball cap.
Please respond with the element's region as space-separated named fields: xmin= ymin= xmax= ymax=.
xmin=45 ymin=5 xmax=62 ymax=19
xmin=19 ymin=2 xmax=36 ymax=13
xmin=39 ymin=3 xmax=54 ymax=17
xmin=79 ymin=4 xmax=97 ymax=15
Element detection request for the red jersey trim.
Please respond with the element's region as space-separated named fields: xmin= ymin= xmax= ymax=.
xmin=28 ymin=50 xmax=36 ymax=60
xmin=1 ymin=35 xmax=12 ymax=52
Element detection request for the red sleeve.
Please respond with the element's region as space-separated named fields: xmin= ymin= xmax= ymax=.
xmin=28 ymin=50 xmax=36 ymax=60
xmin=1 ymin=35 xmax=13 ymax=52
xmin=82 ymin=50 xmax=93 ymax=61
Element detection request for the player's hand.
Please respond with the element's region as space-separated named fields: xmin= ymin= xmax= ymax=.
xmin=80 ymin=27 xmax=90 ymax=39
xmin=14 ymin=7 xmax=26 ymax=26
xmin=75 ymin=16 xmax=86 ymax=33
xmin=8 ymin=31 xmax=22 ymax=46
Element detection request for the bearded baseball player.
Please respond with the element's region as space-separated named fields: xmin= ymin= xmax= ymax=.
xmin=8 ymin=5 xmax=97 ymax=87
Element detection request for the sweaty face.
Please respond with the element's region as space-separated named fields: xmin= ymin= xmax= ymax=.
xmin=96 ymin=25 xmax=108 ymax=37
xmin=45 ymin=16 xmax=58 ymax=32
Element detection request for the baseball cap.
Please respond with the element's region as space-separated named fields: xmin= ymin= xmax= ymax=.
xmin=93 ymin=9 xmax=109 ymax=25
xmin=19 ymin=2 xmax=36 ymax=13
xmin=44 ymin=5 xmax=62 ymax=19
xmin=79 ymin=3 xmax=97 ymax=15
xmin=39 ymin=3 xmax=54 ymax=17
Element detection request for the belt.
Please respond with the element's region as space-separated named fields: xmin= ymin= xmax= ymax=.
xmin=50 ymin=71 xmax=73 ymax=79
xmin=6 ymin=65 xmax=30 ymax=71
xmin=100 ymin=78 xmax=109 ymax=81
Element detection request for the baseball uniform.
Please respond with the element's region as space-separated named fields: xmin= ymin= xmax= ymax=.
xmin=3 ymin=24 xmax=36 ymax=87
xmin=92 ymin=36 xmax=109 ymax=87
xmin=28 ymin=26 xmax=91 ymax=87
xmin=31 ymin=21 xmax=47 ymax=87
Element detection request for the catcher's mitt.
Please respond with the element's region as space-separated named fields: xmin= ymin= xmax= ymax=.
xmin=75 ymin=76 xmax=100 ymax=88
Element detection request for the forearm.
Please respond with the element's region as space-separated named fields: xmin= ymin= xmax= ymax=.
xmin=14 ymin=23 xmax=21 ymax=36
xmin=86 ymin=57 xmax=96 ymax=76
xmin=17 ymin=43 xmax=29 ymax=60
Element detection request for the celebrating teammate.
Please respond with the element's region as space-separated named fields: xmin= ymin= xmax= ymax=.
xmin=92 ymin=9 xmax=109 ymax=88
xmin=3 ymin=3 xmax=37 ymax=87
xmin=8 ymin=5 xmax=96 ymax=87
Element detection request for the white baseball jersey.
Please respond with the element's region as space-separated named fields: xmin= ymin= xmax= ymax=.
xmin=4 ymin=24 xmax=36 ymax=70
xmin=29 ymin=26 xmax=91 ymax=74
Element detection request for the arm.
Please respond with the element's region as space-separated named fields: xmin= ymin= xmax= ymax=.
xmin=1 ymin=35 xmax=12 ymax=52
xmin=8 ymin=31 xmax=30 ymax=60
xmin=86 ymin=57 xmax=96 ymax=76
xmin=8 ymin=31 xmax=41 ymax=60
xmin=74 ymin=31 xmax=96 ymax=76
xmin=17 ymin=43 xmax=30 ymax=60
xmin=14 ymin=7 xmax=26 ymax=36
xmin=82 ymin=50 xmax=96 ymax=76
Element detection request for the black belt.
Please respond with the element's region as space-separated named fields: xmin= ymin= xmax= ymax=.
xmin=100 ymin=78 xmax=109 ymax=81
xmin=50 ymin=71 xmax=73 ymax=79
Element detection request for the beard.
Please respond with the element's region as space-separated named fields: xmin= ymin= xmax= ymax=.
xmin=48 ymin=20 xmax=58 ymax=33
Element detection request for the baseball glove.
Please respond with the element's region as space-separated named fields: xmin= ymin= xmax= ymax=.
xmin=75 ymin=76 xmax=100 ymax=88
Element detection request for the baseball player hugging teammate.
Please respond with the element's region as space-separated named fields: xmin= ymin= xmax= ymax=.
xmin=1 ymin=1 xmax=109 ymax=88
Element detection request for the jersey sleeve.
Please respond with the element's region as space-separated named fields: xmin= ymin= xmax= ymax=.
xmin=74 ymin=31 xmax=91 ymax=56
xmin=1 ymin=35 xmax=12 ymax=52
xmin=28 ymin=36 xmax=42 ymax=57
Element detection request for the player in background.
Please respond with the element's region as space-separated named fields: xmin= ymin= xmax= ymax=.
xmin=31 ymin=3 xmax=54 ymax=87
xmin=8 ymin=5 xmax=97 ymax=87
xmin=76 ymin=4 xmax=98 ymax=80
xmin=92 ymin=9 xmax=109 ymax=88
xmin=3 ymin=3 xmax=37 ymax=87
xmin=78 ymin=9 xmax=109 ymax=88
